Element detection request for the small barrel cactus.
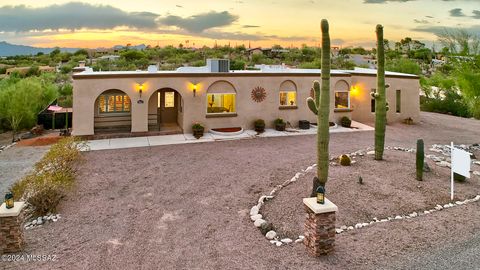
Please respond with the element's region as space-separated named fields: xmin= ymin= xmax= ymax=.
xmin=416 ymin=139 xmax=424 ymax=181
xmin=338 ymin=154 xmax=352 ymax=166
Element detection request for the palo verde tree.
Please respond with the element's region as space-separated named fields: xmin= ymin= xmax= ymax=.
xmin=306 ymin=19 xmax=331 ymax=196
xmin=372 ymin=24 xmax=388 ymax=160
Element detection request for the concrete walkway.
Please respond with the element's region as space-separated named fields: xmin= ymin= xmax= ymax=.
xmin=83 ymin=121 xmax=373 ymax=151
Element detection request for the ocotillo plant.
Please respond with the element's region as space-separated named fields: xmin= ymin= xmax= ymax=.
xmin=306 ymin=19 xmax=331 ymax=197
xmin=416 ymin=139 xmax=424 ymax=181
xmin=372 ymin=24 xmax=387 ymax=160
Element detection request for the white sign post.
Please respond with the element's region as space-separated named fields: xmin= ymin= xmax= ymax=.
xmin=450 ymin=142 xmax=471 ymax=201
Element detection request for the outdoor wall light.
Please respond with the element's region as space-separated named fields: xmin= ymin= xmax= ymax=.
xmin=316 ymin=183 xmax=325 ymax=205
xmin=138 ymin=84 xmax=144 ymax=98
xmin=4 ymin=191 xmax=14 ymax=209
xmin=193 ymin=85 xmax=197 ymax=97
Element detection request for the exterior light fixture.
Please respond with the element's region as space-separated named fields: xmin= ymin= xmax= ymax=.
xmin=193 ymin=85 xmax=197 ymax=97
xmin=138 ymin=84 xmax=144 ymax=98
xmin=4 ymin=191 xmax=14 ymax=209
xmin=316 ymin=184 xmax=325 ymax=205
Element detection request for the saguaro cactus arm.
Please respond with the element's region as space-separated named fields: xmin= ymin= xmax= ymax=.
xmin=306 ymin=81 xmax=321 ymax=115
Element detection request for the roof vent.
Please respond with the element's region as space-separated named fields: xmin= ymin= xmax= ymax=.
xmin=207 ymin=59 xmax=230 ymax=73
xmin=148 ymin=64 xmax=158 ymax=73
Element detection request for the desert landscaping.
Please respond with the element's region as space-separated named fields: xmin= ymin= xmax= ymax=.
xmin=2 ymin=112 xmax=478 ymax=270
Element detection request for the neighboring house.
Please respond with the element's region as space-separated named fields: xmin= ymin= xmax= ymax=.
xmin=6 ymin=66 xmax=55 ymax=75
xmin=344 ymin=54 xmax=377 ymax=68
xmin=72 ymin=59 xmax=420 ymax=137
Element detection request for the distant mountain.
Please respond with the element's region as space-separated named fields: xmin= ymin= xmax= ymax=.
xmin=0 ymin=41 xmax=79 ymax=57
xmin=113 ymin=44 xmax=147 ymax=51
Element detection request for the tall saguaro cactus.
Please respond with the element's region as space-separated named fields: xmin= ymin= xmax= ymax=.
xmin=373 ymin=24 xmax=387 ymax=160
xmin=307 ymin=19 xmax=331 ymax=196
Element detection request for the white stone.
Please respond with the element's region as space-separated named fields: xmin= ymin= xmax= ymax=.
xmin=380 ymin=219 xmax=388 ymax=222
xmin=275 ymin=241 xmax=282 ymax=247
xmin=369 ymin=221 xmax=374 ymax=224
xmin=340 ymin=225 xmax=347 ymax=230
xmin=354 ymin=223 xmax=363 ymax=229
xmin=266 ymin=230 xmax=277 ymax=240
xmin=455 ymin=201 xmax=463 ymax=205
xmin=335 ymin=229 xmax=344 ymax=234
xmin=250 ymin=214 xmax=262 ymax=221
xmin=395 ymin=216 xmax=402 ymax=220
xmin=32 ymin=220 xmax=37 ymax=225
xmin=435 ymin=205 xmax=443 ymax=210
xmin=254 ymin=219 xmax=266 ymax=228
xmin=367 ymin=151 xmax=375 ymax=155
xmin=298 ymin=235 xmax=305 ymax=239
xmin=295 ymin=238 xmax=303 ymax=243
xmin=449 ymin=203 xmax=454 ymax=207
xmin=424 ymin=210 xmax=430 ymax=214
xmin=37 ymin=217 xmax=43 ymax=225
xmin=437 ymin=161 xmax=451 ymax=168
xmin=347 ymin=226 xmax=354 ymax=230
xmin=250 ymin=206 xmax=259 ymax=216
xmin=443 ymin=204 xmax=450 ymax=208
xmin=474 ymin=195 xmax=480 ymax=201
xmin=270 ymin=240 xmax=276 ymax=244
xmin=52 ymin=218 xmax=58 ymax=222
xmin=409 ymin=212 xmax=418 ymax=218
xmin=281 ymin=238 xmax=293 ymax=244
xmin=362 ymin=223 xmax=369 ymax=227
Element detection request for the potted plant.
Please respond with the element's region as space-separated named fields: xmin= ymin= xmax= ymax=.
xmin=192 ymin=123 xmax=204 ymax=139
xmin=340 ymin=116 xmax=352 ymax=128
xmin=254 ymin=119 xmax=265 ymax=133
xmin=274 ymin=118 xmax=286 ymax=131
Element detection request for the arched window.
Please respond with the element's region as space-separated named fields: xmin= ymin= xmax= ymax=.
xmin=206 ymin=81 xmax=236 ymax=114
xmin=334 ymin=80 xmax=350 ymax=109
xmin=279 ymin=80 xmax=297 ymax=107
xmin=97 ymin=90 xmax=131 ymax=114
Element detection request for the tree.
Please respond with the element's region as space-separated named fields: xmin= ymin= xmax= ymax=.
xmin=386 ymin=58 xmax=421 ymax=75
xmin=74 ymin=49 xmax=89 ymax=57
xmin=437 ymin=28 xmax=480 ymax=55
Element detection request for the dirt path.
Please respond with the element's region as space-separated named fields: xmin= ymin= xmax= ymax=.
xmin=0 ymin=145 xmax=50 ymax=195
xmin=4 ymin=112 xmax=480 ymax=270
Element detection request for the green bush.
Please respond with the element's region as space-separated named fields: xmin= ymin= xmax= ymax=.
xmin=420 ymin=92 xmax=472 ymax=118
xmin=338 ymin=154 xmax=351 ymax=166
xmin=10 ymin=137 xmax=83 ymax=216
xmin=340 ymin=116 xmax=352 ymax=128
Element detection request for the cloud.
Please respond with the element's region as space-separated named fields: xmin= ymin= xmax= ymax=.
xmin=414 ymin=19 xmax=429 ymax=24
xmin=158 ymin=11 xmax=238 ymax=33
xmin=0 ymin=2 xmax=159 ymax=32
xmin=473 ymin=10 xmax=480 ymax=19
xmin=242 ymin=25 xmax=260 ymax=28
xmin=413 ymin=24 xmax=480 ymax=35
xmin=449 ymin=8 xmax=465 ymax=17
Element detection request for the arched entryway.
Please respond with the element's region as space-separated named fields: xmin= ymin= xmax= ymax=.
xmin=148 ymin=88 xmax=183 ymax=132
xmin=94 ymin=89 xmax=132 ymax=134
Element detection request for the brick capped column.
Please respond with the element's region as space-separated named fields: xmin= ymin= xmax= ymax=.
xmin=0 ymin=202 xmax=26 ymax=254
xmin=303 ymin=197 xmax=337 ymax=256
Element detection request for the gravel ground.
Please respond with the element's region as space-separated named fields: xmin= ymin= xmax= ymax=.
xmin=3 ymin=112 xmax=480 ymax=270
xmin=0 ymin=145 xmax=50 ymax=195
xmin=263 ymin=150 xmax=480 ymax=239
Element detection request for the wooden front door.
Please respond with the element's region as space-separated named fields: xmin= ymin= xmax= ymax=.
xmin=158 ymin=90 xmax=178 ymax=124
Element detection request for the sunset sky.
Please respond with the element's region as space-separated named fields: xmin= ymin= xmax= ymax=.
xmin=0 ymin=0 xmax=479 ymax=49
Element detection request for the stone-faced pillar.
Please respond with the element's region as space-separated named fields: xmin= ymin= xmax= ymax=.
xmin=303 ymin=197 xmax=337 ymax=256
xmin=0 ymin=202 xmax=26 ymax=254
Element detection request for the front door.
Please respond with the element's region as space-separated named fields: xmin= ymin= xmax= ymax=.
xmin=158 ymin=90 xmax=178 ymax=124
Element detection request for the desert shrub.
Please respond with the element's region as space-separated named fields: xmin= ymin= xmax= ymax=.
xmin=340 ymin=116 xmax=352 ymax=128
xmin=338 ymin=154 xmax=351 ymax=166
xmin=420 ymin=92 xmax=471 ymax=118
xmin=9 ymin=137 xmax=83 ymax=216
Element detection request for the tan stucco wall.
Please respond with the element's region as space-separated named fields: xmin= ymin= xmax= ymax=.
xmin=350 ymin=75 xmax=420 ymax=124
xmin=72 ymin=73 xmax=419 ymax=136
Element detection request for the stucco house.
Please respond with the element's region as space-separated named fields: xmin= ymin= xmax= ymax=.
xmin=72 ymin=59 xmax=420 ymax=137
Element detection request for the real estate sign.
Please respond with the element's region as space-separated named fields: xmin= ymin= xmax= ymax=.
xmin=450 ymin=143 xmax=471 ymax=200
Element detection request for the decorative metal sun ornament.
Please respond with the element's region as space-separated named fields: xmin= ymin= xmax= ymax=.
xmin=251 ymin=86 xmax=267 ymax=102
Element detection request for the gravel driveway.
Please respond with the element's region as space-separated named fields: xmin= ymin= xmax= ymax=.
xmin=0 ymin=145 xmax=50 ymax=195
xmin=4 ymin=112 xmax=480 ymax=270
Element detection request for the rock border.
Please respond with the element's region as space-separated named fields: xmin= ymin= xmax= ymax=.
xmin=250 ymin=144 xmax=480 ymax=247
xmin=0 ymin=142 xmax=16 ymax=154
xmin=24 ymin=213 xmax=61 ymax=230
